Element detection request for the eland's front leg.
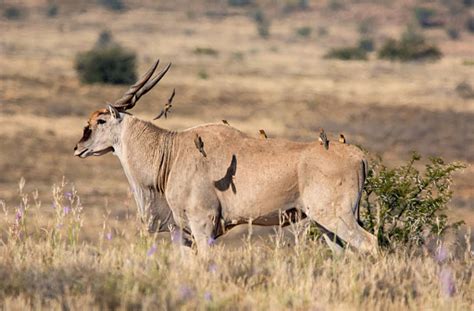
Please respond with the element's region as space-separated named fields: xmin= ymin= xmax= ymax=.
xmin=167 ymin=184 xmax=221 ymax=254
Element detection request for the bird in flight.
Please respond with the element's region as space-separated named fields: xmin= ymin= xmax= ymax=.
xmin=154 ymin=88 xmax=175 ymax=120
xmin=259 ymin=129 xmax=268 ymax=139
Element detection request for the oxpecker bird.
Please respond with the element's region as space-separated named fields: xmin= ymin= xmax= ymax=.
xmin=259 ymin=129 xmax=268 ymax=139
xmin=194 ymin=133 xmax=207 ymax=157
xmin=154 ymin=88 xmax=175 ymax=120
xmin=339 ymin=134 xmax=346 ymax=144
xmin=222 ymin=120 xmax=230 ymax=126
xmin=319 ymin=128 xmax=329 ymax=150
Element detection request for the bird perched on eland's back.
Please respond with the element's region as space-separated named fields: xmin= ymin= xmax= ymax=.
xmin=259 ymin=129 xmax=268 ymax=139
xmin=339 ymin=134 xmax=346 ymax=144
xmin=194 ymin=133 xmax=207 ymax=157
xmin=319 ymin=128 xmax=329 ymax=150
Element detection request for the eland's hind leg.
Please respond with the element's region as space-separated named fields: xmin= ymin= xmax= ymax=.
xmin=303 ymin=197 xmax=378 ymax=254
xmin=330 ymin=211 xmax=377 ymax=254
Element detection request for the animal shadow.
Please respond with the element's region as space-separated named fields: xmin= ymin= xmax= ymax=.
xmin=214 ymin=154 xmax=237 ymax=194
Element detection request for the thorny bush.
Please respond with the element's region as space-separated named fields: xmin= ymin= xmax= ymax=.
xmin=361 ymin=152 xmax=465 ymax=250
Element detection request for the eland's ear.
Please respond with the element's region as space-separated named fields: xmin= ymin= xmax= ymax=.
xmin=108 ymin=104 xmax=121 ymax=120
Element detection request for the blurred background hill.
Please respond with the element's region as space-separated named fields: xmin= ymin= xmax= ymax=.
xmin=0 ymin=0 xmax=473 ymax=239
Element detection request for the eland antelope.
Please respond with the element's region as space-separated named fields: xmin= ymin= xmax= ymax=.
xmin=74 ymin=59 xmax=378 ymax=254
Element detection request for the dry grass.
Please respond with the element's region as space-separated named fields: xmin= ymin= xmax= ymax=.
xmin=1 ymin=0 xmax=472 ymax=213
xmin=0 ymin=182 xmax=472 ymax=310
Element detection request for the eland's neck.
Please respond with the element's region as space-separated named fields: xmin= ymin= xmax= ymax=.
xmin=114 ymin=115 xmax=178 ymax=231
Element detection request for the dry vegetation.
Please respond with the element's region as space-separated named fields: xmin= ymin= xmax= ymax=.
xmin=0 ymin=181 xmax=472 ymax=309
xmin=0 ymin=0 xmax=473 ymax=309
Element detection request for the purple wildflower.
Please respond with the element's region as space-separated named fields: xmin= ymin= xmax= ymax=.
xmin=208 ymin=263 xmax=218 ymax=273
xmin=435 ymin=245 xmax=449 ymax=264
xmin=171 ymin=230 xmax=183 ymax=245
xmin=65 ymin=192 xmax=73 ymax=199
xmin=207 ymin=237 xmax=216 ymax=246
xmin=439 ymin=267 xmax=456 ymax=297
xmin=15 ymin=210 xmax=22 ymax=222
xmin=63 ymin=206 xmax=70 ymax=215
xmin=147 ymin=244 xmax=157 ymax=256
xmin=179 ymin=285 xmax=194 ymax=300
xmin=106 ymin=232 xmax=112 ymax=241
xmin=51 ymin=202 xmax=56 ymax=209
xmin=204 ymin=291 xmax=212 ymax=301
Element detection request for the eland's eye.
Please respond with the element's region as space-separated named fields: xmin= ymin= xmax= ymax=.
xmin=97 ymin=119 xmax=106 ymax=125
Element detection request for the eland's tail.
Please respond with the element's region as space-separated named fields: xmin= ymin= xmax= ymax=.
xmin=353 ymin=159 xmax=368 ymax=224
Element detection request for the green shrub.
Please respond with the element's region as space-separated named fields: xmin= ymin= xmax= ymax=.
xmin=328 ymin=0 xmax=344 ymax=11
xmin=99 ymin=0 xmax=125 ymax=11
xmin=361 ymin=153 xmax=464 ymax=249
xmin=228 ymin=0 xmax=253 ymax=6
xmin=193 ymin=47 xmax=219 ymax=56
xmin=95 ymin=30 xmax=113 ymax=48
xmin=378 ymin=29 xmax=442 ymax=61
xmin=258 ymin=22 xmax=271 ymax=38
xmin=325 ymin=46 xmax=367 ymax=60
xmin=296 ymin=26 xmax=312 ymax=38
xmin=197 ymin=69 xmax=209 ymax=80
xmin=358 ymin=37 xmax=375 ymax=52
xmin=298 ymin=0 xmax=309 ymax=9
xmin=46 ymin=4 xmax=59 ymax=17
xmin=446 ymin=27 xmax=460 ymax=40
xmin=282 ymin=0 xmax=310 ymax=13
xmin=414 ymin=7 xmax=435 ymax=26
xmin=231 ymin=51 xmax=244 ymax=61
xmin=253 ymin=9 xmax=271 ymax=38
xmin=455 ymin=81 xmax=474 ymax=99
xmin=75 ymin=43 xmax=137 ymax=85
xmin=462 ymin=59 xmax=474 ymax=66
xmin=378 ymin=39 xmax=403 ymax=59
xmin=3 ymin=6 xmax=23 ymax=20
xmin=467 ymin=16 xmax=474 ymax=33
xmin=254 ymin=9 xmax=264 ymax=24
